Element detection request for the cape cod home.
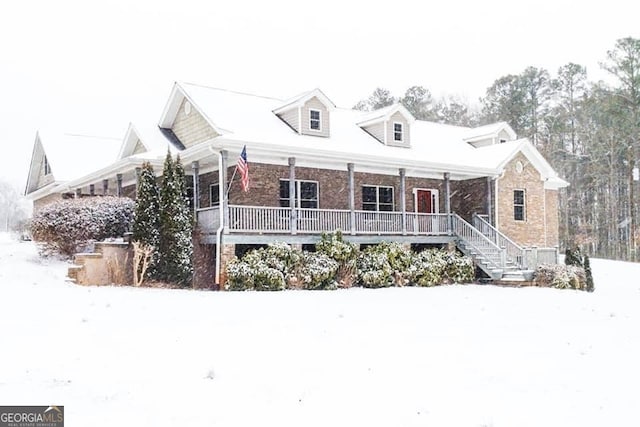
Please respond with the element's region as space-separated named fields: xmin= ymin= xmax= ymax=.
xmin=24 ymin=82 xmax=568 ymax=286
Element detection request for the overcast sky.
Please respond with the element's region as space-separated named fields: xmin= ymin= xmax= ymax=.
xmin=1 ymin=0 xmax=639 ymax=190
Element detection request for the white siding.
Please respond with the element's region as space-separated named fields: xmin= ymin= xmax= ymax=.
xmin=301 ymin=97 xmax=330 ymax=137
xmin=386 ymin=112 xmax=410 ymax=147
xmin=278 ymin=108 xmax=300 ymax=133
xmin=363 ymin=122 xmax=385 ymax=144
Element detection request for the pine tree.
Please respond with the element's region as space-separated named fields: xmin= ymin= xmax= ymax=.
xmin=157 ymin=152 xmax=193 ymax=286
xmin=132 ymin=162 xmax=160 ymax=279
xmin=583 ymin=254 xmax=595 ymax=292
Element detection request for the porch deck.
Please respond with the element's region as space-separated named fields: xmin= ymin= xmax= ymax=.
xmin=196 ymin=205 xmax=559 ymax=277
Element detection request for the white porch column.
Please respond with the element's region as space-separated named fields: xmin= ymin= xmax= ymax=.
xmin=348 ymin=163 xmax=355 ymax=235
xmin=220 ymin=150 xmax=229 ymax=233
xmin=486 ymin=176 xmax=493 ymax=225
xmin=399 ymin=168 xmax=407 ymax=235
xmin=102 ymin=179 xmax=109 ymax=196
xmin=289 ymin=157 xmax=297 ymax=235
xmin=116 ymin=173 xmax=123 ymax=197
xmin=192 ymin=161 xmax=200 ymax=216
xmin=134 ymin=167 xmax=142 ymax=197
xmin=444 ymin=172 xmax=452 ymax=233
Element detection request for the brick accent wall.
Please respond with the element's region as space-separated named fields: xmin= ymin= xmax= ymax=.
xmin=172 ymin=98 xmax=219 ymax=148
xmin=545 ymin=189 xmax=560 ymax=246
xmin=451 ymin=178 xmax=490 ymax=222
xmin=497 ymin=153 xmax=558 ymax=247
xmin=196 ymin=162 xmax=486 ymax=219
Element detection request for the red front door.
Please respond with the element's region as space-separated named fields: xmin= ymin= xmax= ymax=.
xmin=416 ymin=190 xmax=433 ymax=213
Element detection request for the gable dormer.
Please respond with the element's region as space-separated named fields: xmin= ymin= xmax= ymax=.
xmin=159 ymin=83 xmax=222 ymax=149
xmin=356 ymin=104 xmax=415 ymax=147
xmin=24 ymin=132 xmax=55 ymax=195
xmin=273 ymin=89 xmax=335 ymax=137
xmin=463 ymin=122 xmax=517 ymax=148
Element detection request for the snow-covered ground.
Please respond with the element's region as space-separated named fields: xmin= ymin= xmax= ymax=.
xmin=0 ymin=233 xmax=639 ymax=427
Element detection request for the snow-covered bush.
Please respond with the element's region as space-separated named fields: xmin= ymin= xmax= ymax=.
xmin=316 ymin=231 xmax=358 ymax=287
xmin=534 ymin=264 xmax=587 ymax=290
xmin=225 ymin=243 xmax=301 ymax=291
xmin=408 ymin=249 xmax=446 ymax=286
xmin=30 ymin=196 xmax=134 ymax=257
xmin=299 ymin=252 xmax=339 ymax=290
xmin=316 ymin=230 xmax=358 ymax=263
xmin=226 ymin=241 xmax=475 ymax=291
xmin=357 ymin=246 xmax=394 ymax=288
xmin=442 ymin=251 xmax=475 ymax=283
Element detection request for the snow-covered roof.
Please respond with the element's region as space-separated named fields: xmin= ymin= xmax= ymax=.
xmin=470 ymin=139 xmax=569 ymax=189
xmin=173 ymin=83 xmax=505 ymax=178
xmin=272 ymin=88 xmax=336 ymax=114
xmin=356 ymin=103 xmax=416 ymax=127
xmin=118 ymin=122 xmax=180 ymax=160
xmin=463 ymin=121 xmax=516 ymax=142
xmin=37 ymin=131 xmax=122 ymax=182
xmin=28 ymin=82 xmax=567 ymax=200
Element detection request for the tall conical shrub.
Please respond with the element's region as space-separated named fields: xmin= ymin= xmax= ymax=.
xmin=132 ymin=162 xmax=160 ymax=278
xmin=584 ymin=254 xmax=595 ymax=292
xmin=157 ymin=152 xmax=193 ymax=286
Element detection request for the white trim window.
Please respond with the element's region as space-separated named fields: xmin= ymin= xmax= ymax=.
xmin=393 ymin=122 xmax=403 ymax=142
xmin=279 ymin=179 xmax=319 ymax=208
xmin=309 ymin=109 xmax=321 ymax=131
xmin=362 ymin=185 xmax=394 ymax=211
xmin=209 ymin=183 xmax=220 ymax=206
xmin=514 ymin=189 xmax=526 ymax=221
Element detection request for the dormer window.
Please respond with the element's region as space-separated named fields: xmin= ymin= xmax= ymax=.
xmin=393 ymin=122 xmax=403 ymax=142
xmin=310 ymin=109 xmax=321 ymax=131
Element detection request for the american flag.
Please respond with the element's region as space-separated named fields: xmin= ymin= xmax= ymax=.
xmin=236 ymin=145 xmax=249 ymax=192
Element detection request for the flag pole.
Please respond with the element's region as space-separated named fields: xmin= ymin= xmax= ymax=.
xmin=226 ymin=165 xmax=238 ymax=199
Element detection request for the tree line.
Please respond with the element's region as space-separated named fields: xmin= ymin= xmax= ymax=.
xmin=354 ymin=37 xmax=640 ymax=261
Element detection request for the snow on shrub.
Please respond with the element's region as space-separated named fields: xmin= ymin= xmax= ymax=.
xmin=442 ymin=251 xmax=475 ymax=283
xmin=357 ymin=247 xmax=394 ymax=288
xmin=534 ymin=264 xmax=587 ymax=290
xmin=30 ymin=197 xmax=134 ymax=257
xmin=227 ymin=240 xmax=476 ymax=291
xmin=408 ymin=249 xmax=446 ymax=287
xmin=299 ymin=252 xmax=339 ymax=290
xmin=316 ymin=230 xmax=358 ymax=263
xmin=407 ymin=249 xmax=474 ymax=286
xmin=315 ymin=231 xmax=358 ymax=287
xmin=225 ymin=243 xmax=299 ymax=291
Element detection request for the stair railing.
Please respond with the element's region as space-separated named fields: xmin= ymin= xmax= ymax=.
xmin=450 ymin=214 xmax=505 ymax=270
xmin=472 ymin=213 xmax=525 ymax=269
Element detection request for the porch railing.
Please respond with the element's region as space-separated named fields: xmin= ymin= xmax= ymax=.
xmin=196 ymin=205 xmax=452 ymax=235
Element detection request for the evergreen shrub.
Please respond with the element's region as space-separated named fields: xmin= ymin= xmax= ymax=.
xmin=30 ymin=196 xmax=134 ymax=257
